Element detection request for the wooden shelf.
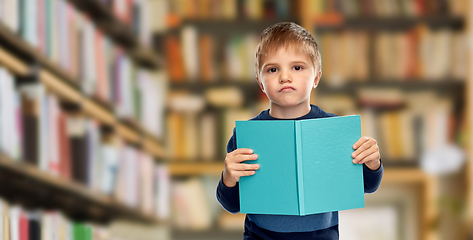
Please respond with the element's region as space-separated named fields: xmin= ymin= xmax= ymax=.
xmin=320 ymin=78 xmax=464 ymax=88
xmin=170 ymin=79 xmax=464 ymax=92
xmin=116 ymin=124 xmax=141 ymax=145
xmin=168 ymin=161 xmax=429 ymax=179
xmin=0 ymin=153 xmax=160 ymax=224
xmin=143 ymin=137 xmax=166 ymax=160
xmin=66 ymin=0 xmax=160 ymax=69
xmin=0 ymin=41 xmax=164 ymax=159
xmin=40 ymin=70 xmax=83 ymax=103
xmin=165 ymin=18 xmax=299 ymax=36
xmin=170 ymin=81 xmax=258 ymax=91
xmin=315 ymin=15 xmax=464 ymax=31
xmin=0 ymin=43 xmax=28 ymax=75
xmin=169 ymin=162 xmax=223 ymax=177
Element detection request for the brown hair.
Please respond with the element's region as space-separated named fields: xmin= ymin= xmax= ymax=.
xmin=255 ymin=22 xmax=321 ymax=78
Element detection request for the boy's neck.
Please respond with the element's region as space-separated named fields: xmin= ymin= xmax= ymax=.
xmin=268 ymin=102 xmax=311 ymax=119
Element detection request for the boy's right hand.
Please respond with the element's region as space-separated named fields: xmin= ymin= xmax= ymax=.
xmin=222 ymin=148 xmax=259 ymax=188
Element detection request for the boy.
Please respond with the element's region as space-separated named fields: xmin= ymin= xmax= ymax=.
xmin=216 ymin=22 xmax=383 ymax=239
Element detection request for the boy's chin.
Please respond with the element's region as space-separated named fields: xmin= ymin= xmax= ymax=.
xmin=271 ymin=101 xmax=308 ymax=108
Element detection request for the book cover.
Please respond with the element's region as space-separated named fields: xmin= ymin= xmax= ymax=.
xmin=236 ymin=115 xmax=364 ymax=216
xmin=73 ymin=223 xmax=92 ymax=240
xmin=18 ymin=210 xmax=28 ymax=240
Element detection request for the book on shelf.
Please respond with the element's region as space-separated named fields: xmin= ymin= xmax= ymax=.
xmin=171 ymin=177 xmax=213 ymax=230
xmin=0 ymin=68 xmax=22 ymax=160
xmin=86 ymin=120 xmax=102 ymax=189
xmin=199 ymin=33 xmax=216 ymax=82
xmin=135 ymin=70 xmax=166 ymax=138
xmin=99 ymin=141 xmax=120 ymax=195
xmin=181 ymin=25 xmax=199 ymax=81
xmin=155 ymin=165 xmax=170 ymax=219
xmin=140 ymin=152 xmax=155 ymax=214
xmin=67 ymin=115 xmax=90 ymax=185
xmin=0 ymin=0 xmax=19 ymax=32
xmin=165 ymin=111 xmax=199 ymax=160
xmin=18 ymin=78 xmax=47 ymax=170
xmin=199 ymin=112 xmax=218 ymax=161
xmin=236 ymin=115 xmax=364 ymax=215
xmin=164 ymin=34 xmax=186 ymax=82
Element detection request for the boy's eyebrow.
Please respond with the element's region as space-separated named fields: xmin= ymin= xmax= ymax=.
xmin=262 ymin=61 xmax=309 ymax=68
xmin=261 ymin=62 xmax=278 ymax=68
xmin=291 ymin=61 xmax=309 ymax=65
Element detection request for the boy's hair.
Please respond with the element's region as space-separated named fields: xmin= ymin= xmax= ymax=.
xmin=255 ymin=22 xmax=321 ymax=79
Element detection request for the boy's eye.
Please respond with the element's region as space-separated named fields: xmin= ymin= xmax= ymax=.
xmin=268 ymin=68 xmax=277 ymax=73
xmin=293 ymin=66 xmax=302 ymax=71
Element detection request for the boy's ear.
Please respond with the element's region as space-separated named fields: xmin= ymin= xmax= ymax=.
xmin=256 ymin=77 xmax=266 ymax=93
xmin=313 ymin=71 xmax=322 ymax=89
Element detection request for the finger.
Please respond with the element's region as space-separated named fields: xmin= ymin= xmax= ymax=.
xmin=353 ymin=136 xmax=371 ymax=150
xmin=241 ymin=170 xmax=256 ymax=176
xmin=353 ymin=145 xmax=378 ymax=164
xmin=231 ymin=148 xmax=254 ymax=155
xmin=232 ymin=163 xmax=260 ymax=171
xmin=351 ymin=142 xmax=378 ymax=160
xmin=230 ymin=170 xmax=256 ymax=178
xmin=234 ymin=153 xmax=258 ymax=163
xmin=356 ymin=151 xmax=380 ymax=165
xmin=225 ymin=153 xmax=258 ymax=166
xmin=353 ymin=138 xmax=377 ymax=157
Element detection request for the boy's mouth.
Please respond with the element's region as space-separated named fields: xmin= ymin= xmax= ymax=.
xmin=279 ymin=86 xmax=295 ymax=92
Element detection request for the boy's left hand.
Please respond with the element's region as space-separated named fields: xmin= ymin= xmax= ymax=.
xmin=352 ymin=136 xmax=381 ymax=171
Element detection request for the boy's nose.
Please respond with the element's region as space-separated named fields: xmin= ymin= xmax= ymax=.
xmin=279 ymin=71 xmax=292 ymax=83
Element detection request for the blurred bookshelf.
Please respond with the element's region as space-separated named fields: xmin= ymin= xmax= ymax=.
xmin=161 ymin=0 xmax=471 ymax=240
xmin=0 ymin=152 xmax=159 ymax=224
xmin=0 ymin=0 xmax=169 ymax=239
xmin=66 ymin=0 xmax=161 ymax=68
xmin=0 ymin=0 xmax=470 ymax=239
xmin=315 ymin=15 xmax=464 ymax=31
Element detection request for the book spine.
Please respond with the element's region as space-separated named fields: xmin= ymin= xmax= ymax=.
xmin=294 ymin=121 xmax=305 ymax=216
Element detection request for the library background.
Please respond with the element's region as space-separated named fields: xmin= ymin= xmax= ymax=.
xmin=0 ymin=0 xmax=471 ymax=239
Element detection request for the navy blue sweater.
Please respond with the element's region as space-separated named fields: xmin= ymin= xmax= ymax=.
xmin=216 ymin=105 xmax=383 ymax=239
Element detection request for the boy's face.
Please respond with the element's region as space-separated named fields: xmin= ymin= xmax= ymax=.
xmin=257 ymin=45 xmax=320 ymax=111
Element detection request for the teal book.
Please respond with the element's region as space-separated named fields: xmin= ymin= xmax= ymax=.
xmin=236 ymin=115 xmax=364 ymax=216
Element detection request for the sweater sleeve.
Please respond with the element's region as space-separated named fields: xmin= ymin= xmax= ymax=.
xmin=363 ymin=159 xmax=384 ymax=193
xmin=216 ymin=128 xmax=240 ymax=213
xmin=216 ymin=173 xmax=240 ymax=214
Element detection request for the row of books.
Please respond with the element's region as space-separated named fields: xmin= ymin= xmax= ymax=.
xmin=171 ymin=176 xmax=222 ymax=230
xmin=165 ymin=23 xmax=466 ymax=84
xmin=166 ymin=99 xmax=260 ymax=160
xmin=165 ymin=29 xmax=258 ymax=82
xmin=0 ymin=199 xmax=104 ymax=240
xmin=318 ymin=26 xmax=466 ymax=85
xmin=167 ymin=0 xmax=295 ymax=22
xmin=0 ymin=0 xmax=154 ymax=47
xmin=0 ymin=1 xmax=166 ymax=131
xmin=307 ymin=0 xmax=463 ymax=18
xmin=314 ymin=89 xmax=458 ymax=162
xmin=0 ymin=198 xmax=168 ymax=240
xmin=0 ymin=67 xmax=170 ymax=218
xmin=99 ymin=0 xmax=152 ymax=40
